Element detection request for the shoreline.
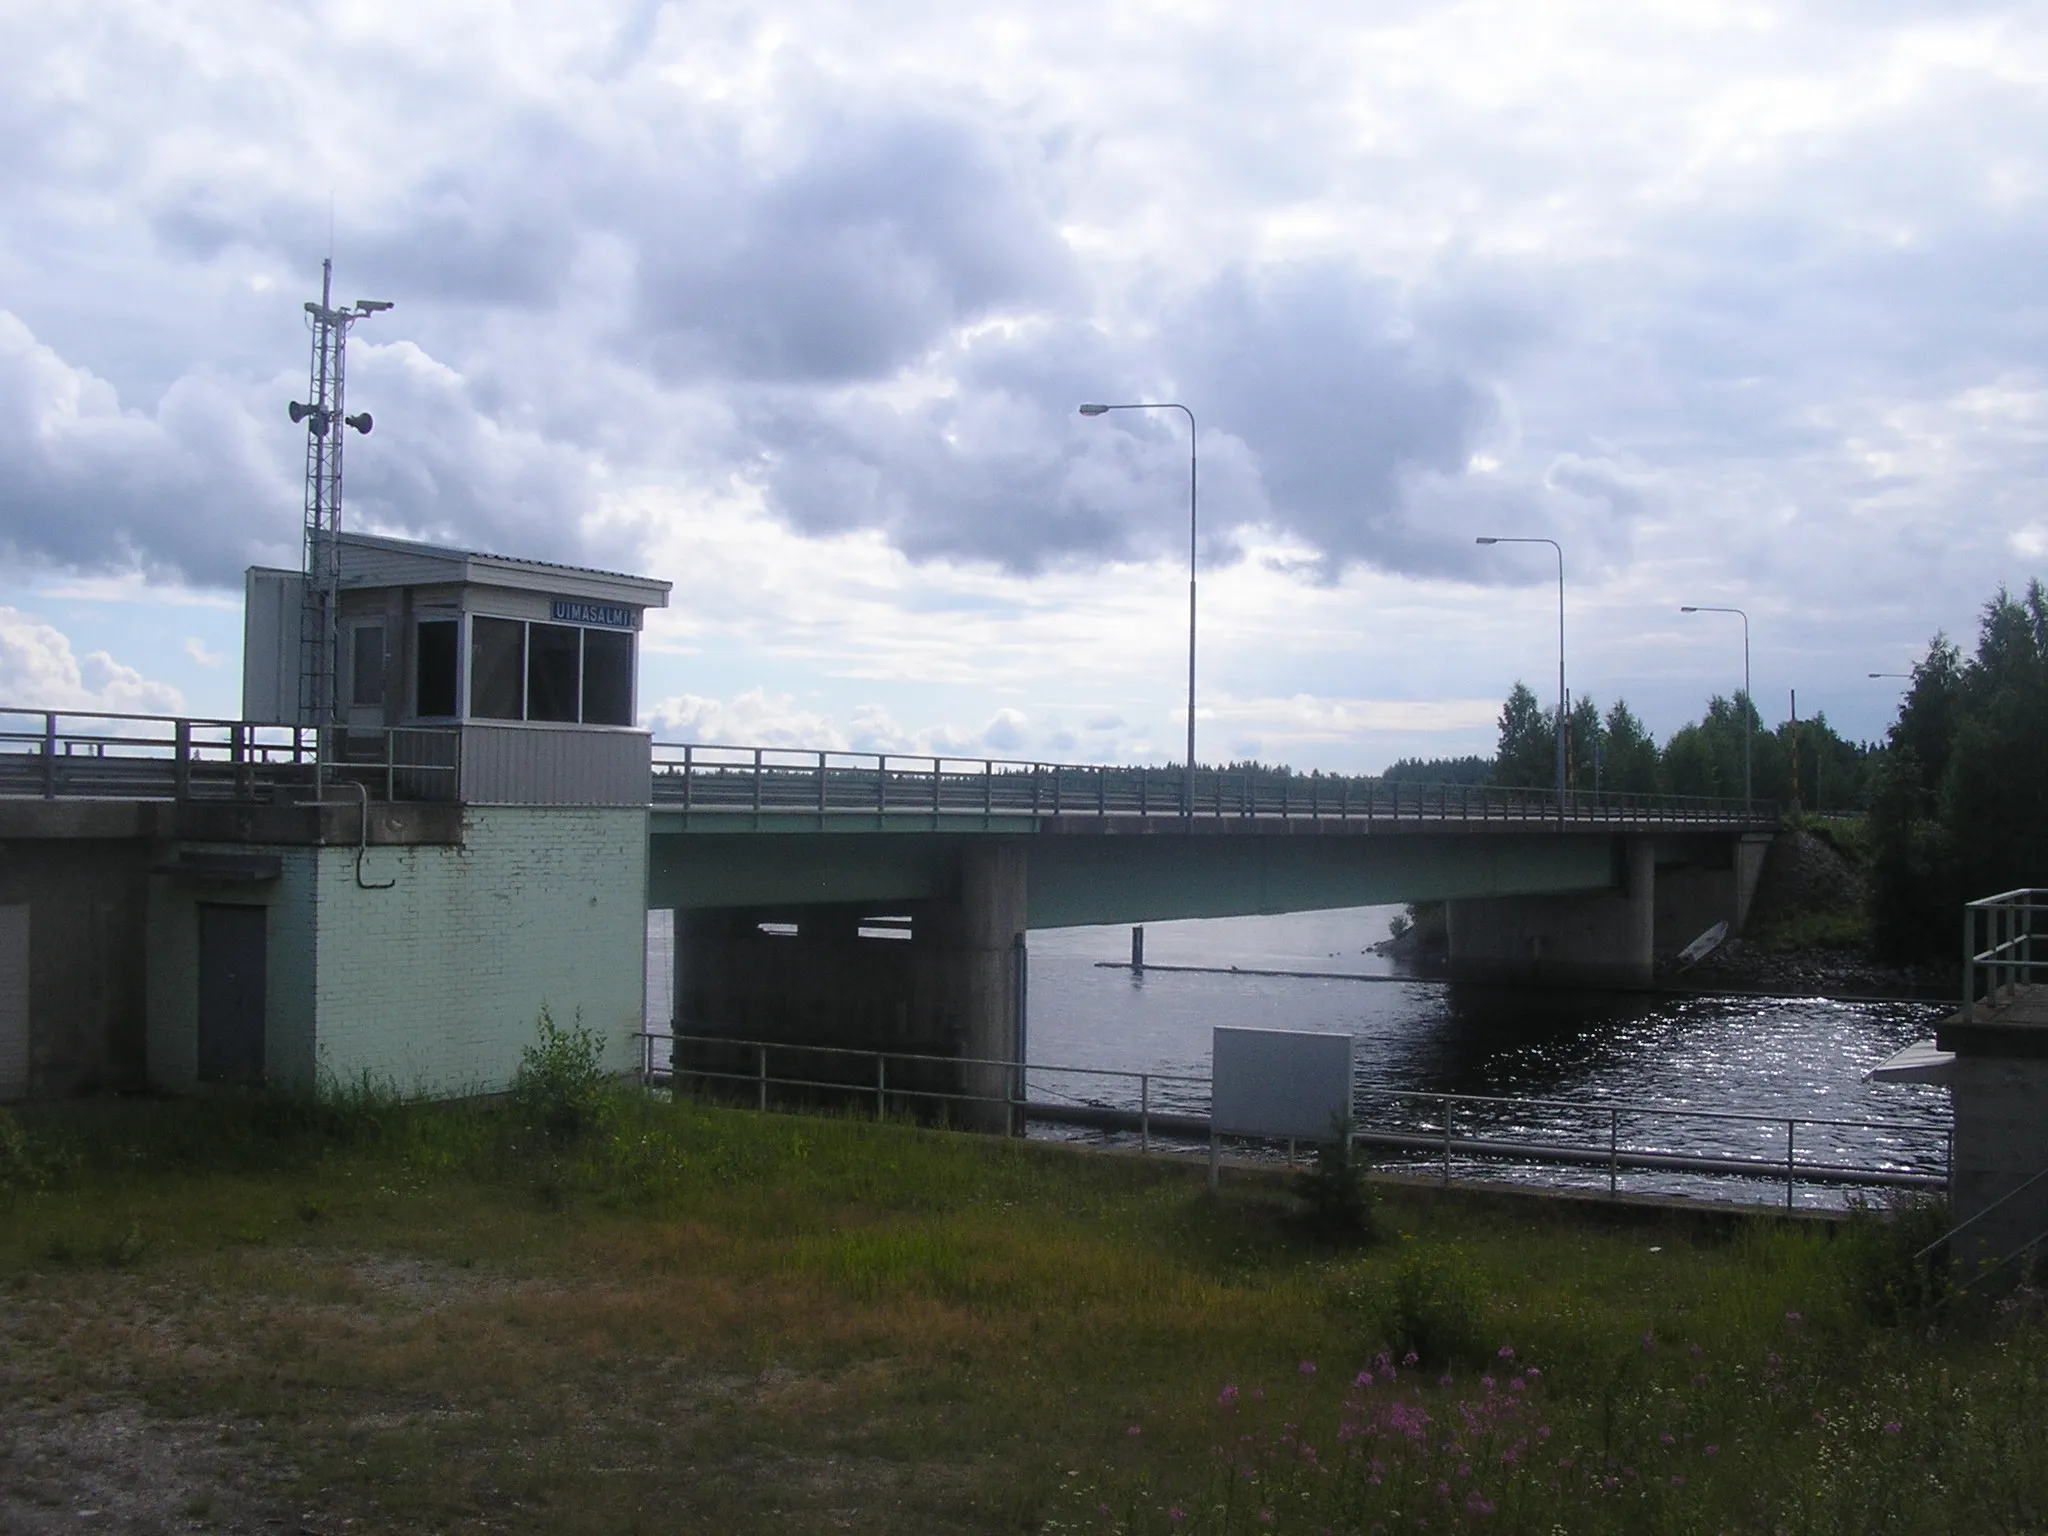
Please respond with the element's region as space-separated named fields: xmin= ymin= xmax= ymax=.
xmin=1089 ymin=957 xmax=1954 ymax=1007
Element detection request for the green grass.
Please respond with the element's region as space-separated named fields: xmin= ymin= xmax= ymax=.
xmin=0 ymin=1092 xmax=2040 ymax=1534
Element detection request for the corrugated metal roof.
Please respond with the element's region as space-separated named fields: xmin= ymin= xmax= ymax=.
xmin=334 ymin=531 xmax=671 ymax=602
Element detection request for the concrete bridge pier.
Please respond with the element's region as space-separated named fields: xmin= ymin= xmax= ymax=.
xmin=674 ymin=842 xmax=1026 ymax=1130
xmin=1445 ymin=837 xmax=1657 ymax=989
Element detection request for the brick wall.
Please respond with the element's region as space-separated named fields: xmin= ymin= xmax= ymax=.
xmin=307 ymin=806 xmax=647 ymax=1095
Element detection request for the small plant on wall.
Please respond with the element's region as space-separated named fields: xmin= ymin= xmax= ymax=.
xmin=512 ymin=1006 xmax=609 ymax=1141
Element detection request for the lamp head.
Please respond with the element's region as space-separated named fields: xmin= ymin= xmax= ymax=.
xmin=1474 ymin=536 xmax=1498 ymax=545
xmin=1681 ymin=605 xmax=1699 ymax=612
xmin=1078 ymin=403 xmax=1110 ymax=416
xmin=353 ymin=299 xmax=393 ymax=313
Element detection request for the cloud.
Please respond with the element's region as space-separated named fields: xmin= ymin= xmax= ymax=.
xmin=643 ymin=686 xmax=1042 ymax=759
xmin=0 ymin=607 xmax=182 ymax=715
xmin=0 ymin=312 xmax=298 ymax=583
xmin=628 ymin=102 xmax=1078 ymax=385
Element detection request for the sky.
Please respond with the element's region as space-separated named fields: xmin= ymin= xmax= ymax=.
xmin=3 ymin=0 xmax=2046 ymax=771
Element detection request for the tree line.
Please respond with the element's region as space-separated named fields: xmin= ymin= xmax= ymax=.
xmin=1385 ymin=578 xmax=2048 ymax=962
xmin=1398 ymin=681 xmax=1877 ymax=811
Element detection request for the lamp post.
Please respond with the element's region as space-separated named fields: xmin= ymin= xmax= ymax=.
xmin=1681 ymin=605 xmax=1751 ymax=813
xmin=1080 ymin=401 xmax=1198 ymax=816
xmin=1476 ymin=536 xmax=1566 ymax=820
xmin=1868 ymin=671 xmax=1911 ymax=679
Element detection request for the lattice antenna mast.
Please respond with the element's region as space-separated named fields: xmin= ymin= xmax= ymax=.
xmin=288 ymin=260 xmax=391 ymax=747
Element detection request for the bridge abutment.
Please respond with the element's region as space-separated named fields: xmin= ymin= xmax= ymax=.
xmin=1445 ymin=837 xmax=1657 ymax=988
xmin=675 ymin=841 xmax=1026 ymax=1130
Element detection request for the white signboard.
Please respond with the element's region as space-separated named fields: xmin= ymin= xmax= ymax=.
xmin=1211 ymin=1026 xmax=1353 ymax=1140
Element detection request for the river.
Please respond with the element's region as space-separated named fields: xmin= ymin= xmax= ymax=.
xmin=648 ymin=906 xmax=1953 ymax=1210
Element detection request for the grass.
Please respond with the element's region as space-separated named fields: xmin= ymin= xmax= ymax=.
xmin=0 ymin=1090 xmax=2041 ymax=1534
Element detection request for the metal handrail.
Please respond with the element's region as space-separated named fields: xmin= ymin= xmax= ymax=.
xmin=647 ymin=1030 xmax=1948 ymax=1202
xmin=0 ymin=707 xmax=460 ymax=804
xmin=650 ymin=742 xmax=1776 ymax=827
xmin=1962 ymin=889 xmax=2048 ymax=1021
xmin=1914 ymin=1160 xmax=2048 ymax=1262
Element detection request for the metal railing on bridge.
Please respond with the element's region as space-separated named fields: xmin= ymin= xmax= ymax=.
xmin=651 ymin=742 xmax=1773 ymax=826
xmin=0 ymin=708 xmax=460 ymax=803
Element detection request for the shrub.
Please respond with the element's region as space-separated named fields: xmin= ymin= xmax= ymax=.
xmin=1292 ymin=1126 xmax=1379 ymax=1244
xmin=511 ymin=1006 xmax=610 ymax=1141
xmin=1839 ymin=1193 xmax=1950 ymax=1323
xmin=1382 ymin=1247 xmax=1489 ymax=1369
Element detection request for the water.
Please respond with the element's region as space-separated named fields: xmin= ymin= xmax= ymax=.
xmin=647 ymin=906 xmax=1953 ymax=1209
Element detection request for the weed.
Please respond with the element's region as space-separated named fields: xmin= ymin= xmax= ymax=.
xmin=0 ymin=1107 xmax=44 ymax=1201
xmin=1839 ymin=1193 xmax=1950 ymax=1323
xmin=1381 ymin=1247 xmax=1488 ymax=1369
xmin=509 ymin=1006 xmax=609 ymax=1142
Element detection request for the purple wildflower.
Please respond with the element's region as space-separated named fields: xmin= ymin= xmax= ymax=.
xmin=1884 ymin=1421 xmax=1903 ymax=1435
xmin=1219 ymin=1384 xmax=1239 ymax=1407
xmin=1300 ymin=1360 xmax=1318 ymax=1377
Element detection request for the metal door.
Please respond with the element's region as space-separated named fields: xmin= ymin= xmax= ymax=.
xmin=0 ymin=904 xmax=27 ymax=1100
xmin=197 ymin=904 xmax=266 ymax=1085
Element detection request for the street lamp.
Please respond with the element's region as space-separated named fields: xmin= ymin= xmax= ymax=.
xmin=1476 ymin=536 xmax=1566 ymax=819
xmin=1681 ymin=605 xmax=1751 ymax=813
xmin=1080 ymin=401 xmax=1199 ymax=816
xmin=1868 ymin=672 xmax=1911 ymax=679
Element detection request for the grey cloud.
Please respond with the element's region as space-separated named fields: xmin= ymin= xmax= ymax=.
xmin=745 ymin=259 xmax=1513 ymax=577
xmin=629 ymin=107 xmax=1077 ymax=384
xmin=1170 ymin=263 xmax=1499 ymax=577
xmin=0 ymin=312 xmax=298 ymax=584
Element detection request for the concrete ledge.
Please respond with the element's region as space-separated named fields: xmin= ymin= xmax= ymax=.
xmin=0 ymin=797 xmax=467 ymax=846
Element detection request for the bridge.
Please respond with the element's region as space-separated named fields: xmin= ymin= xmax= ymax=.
xmin=0 ymin=708 xmax=1775 ymax=1115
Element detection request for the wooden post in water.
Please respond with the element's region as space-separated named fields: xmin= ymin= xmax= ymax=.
xmin=1131 ymin=925 xmax=1145 ymax=972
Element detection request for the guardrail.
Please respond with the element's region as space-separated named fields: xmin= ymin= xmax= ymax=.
xmin=651 ymin=743 xmax=1774 ymax=827
xmin=645 ymin=1031 xmax=1948 ymax=1207
xmin=0 ymin=708 xmax=460 ymax=803
xmin=1962 ymin=888 xmax=2048 ymax=1021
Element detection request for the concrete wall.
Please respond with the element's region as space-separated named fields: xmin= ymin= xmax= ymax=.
xmin=675 ymin=842 xmax=1025 ymax=1128
xmin=148 ymin=807 xmax=647 ymax=1098
xmin=308 ymin=806 xmax=646 ymax=1094
xmin=1446 ymin=838 xmax=1656 ymax=988
xmin=1947 ymin=1054 xmax=2048 ymax=1267
xmin=1654 ymin=833 xmax=1772 ymax=954
xmin=0 ymin=837 xmax=152 ymax=1098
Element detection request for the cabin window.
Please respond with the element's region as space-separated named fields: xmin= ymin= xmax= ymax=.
xmin=527 ymin=623 xmax=582 ymax=723
xmin=470 ymin=616 xmax=526 ymax=721
xmin=582 ymin=629 xmax=634 ymax=726
xmin=415 ymin=619 xmax=459 ymax=717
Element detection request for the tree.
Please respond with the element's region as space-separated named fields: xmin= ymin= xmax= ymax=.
xmin=1869 ymin=582 xmax=2048 ymax=960
xmin=1602 ymin=700 xmax=1662 ymax=794
xmin=1565 ymin=695 xmax=1604 ymax=792
xmin=1493 ymin=682 xmax=1555 ymax=791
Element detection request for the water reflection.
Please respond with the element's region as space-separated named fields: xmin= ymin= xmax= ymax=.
xmin=648 ymin=904 xmax=1953 ymax=1208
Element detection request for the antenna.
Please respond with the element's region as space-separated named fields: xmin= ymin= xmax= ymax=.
xmin=286 ymin=259 xmax=393 ymax=779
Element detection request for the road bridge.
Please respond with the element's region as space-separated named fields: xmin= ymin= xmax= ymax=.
xmin=0 ymin=710 xmax=1774 ymax=1112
